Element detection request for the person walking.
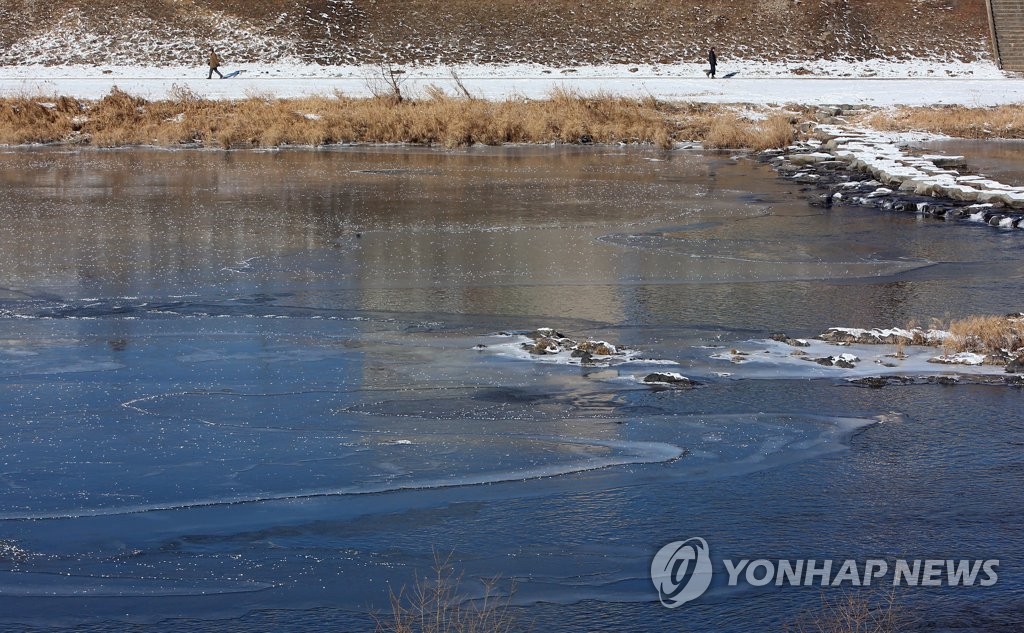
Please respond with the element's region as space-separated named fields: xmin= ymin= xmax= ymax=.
xmin=706 ymin=47 xmax=717 ymax=78
xmin=207 ymin=48 xmax=224 ymax=79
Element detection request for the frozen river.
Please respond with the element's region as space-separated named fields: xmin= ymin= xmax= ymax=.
xmin=0 ymin=146 xmax=1021 ymax=631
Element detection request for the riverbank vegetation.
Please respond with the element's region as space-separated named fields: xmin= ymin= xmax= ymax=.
xmin=944 ymin=313 xmax=1024 ymax=356
xmin=857 ymin=105 xmax=1024 ymax=139
xmin=8 ymin=88 xmax=1023 ymax=154
xmin=0 ymin=86 xmax=797 ymax=150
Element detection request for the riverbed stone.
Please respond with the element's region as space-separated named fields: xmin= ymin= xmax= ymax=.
xmin=1006 ymin=354 xmax=1024 ymax=374
xmin=643 ymin=373 xmax=699 ymax=388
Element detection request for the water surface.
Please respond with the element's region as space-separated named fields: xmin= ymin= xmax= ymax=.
xmin=0 ymin=146 xmax=1021 ymax=631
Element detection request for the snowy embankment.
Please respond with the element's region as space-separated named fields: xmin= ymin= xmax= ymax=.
xmin=1 ymin=60 xmax=1023 ymax=106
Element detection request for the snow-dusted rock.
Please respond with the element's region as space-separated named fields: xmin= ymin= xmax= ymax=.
xmin=1006 ymin=355 xmax=1024 ymax=374
xmin=818 ymin=327 xmax=945 ymax=345
xmin=643 ymin=372 xmax=698 ymax=388
xmin=807 ymin=353 xmax=860 ymax=368
xmin=928 ymin=352 xmax=987 ymax=366
xmin=789 ymin=152 xmax=834 ymax=165
xmin=792 ymin=125 xmax=1024 ymax=215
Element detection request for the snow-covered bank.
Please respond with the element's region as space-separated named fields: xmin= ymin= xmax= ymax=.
xmin=2 ymin=62 xmax=1022 ymax=106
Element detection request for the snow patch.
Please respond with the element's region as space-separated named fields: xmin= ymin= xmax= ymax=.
xmin=929 ymin=352 xmax=987 ymax=366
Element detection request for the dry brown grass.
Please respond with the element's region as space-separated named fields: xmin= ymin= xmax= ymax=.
xmin=704 ymin=113 xmax=796 ymax=151
xmin=859 ymin=105 xmax=1024 ymax=139
xmin=943 ymin=314 xmax=1024 ymax=355
xmin=0 ymin=95 xmax=79 ymax=144
xmin=0 ymin=88 xmax=800 ymax=150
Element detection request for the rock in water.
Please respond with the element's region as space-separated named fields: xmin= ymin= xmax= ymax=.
xmin=1006 ymin=354 xmax=1024 ymax=374
xmin=525 ymin=337 xmax=561 ymax=355
xmin=643 ymin=373 xmax=698 ymax=388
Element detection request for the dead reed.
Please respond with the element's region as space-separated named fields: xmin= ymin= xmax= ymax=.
xmin=0 ymin=95 xmax=79 ymax=144
xmin=0 ymin=87 xmax=798 ymax=150
xmin=703 ymin=113 xmax=796 ymax=151
xmin=858 ymin=105 xmax=1024 ymax=139
xmin=943 ymin=314 xmax=1024 ymax=355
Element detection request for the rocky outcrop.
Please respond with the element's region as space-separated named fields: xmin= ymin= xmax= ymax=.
xmin=519 ymin=328 xmax=628 ymax=365
xmin=818 ymin=327 xmax=943 ymax=346
xmin=769 ymin=332 xmax=810 ymax=347
xmin=773 ymin=123 xmax=1024 ymax=230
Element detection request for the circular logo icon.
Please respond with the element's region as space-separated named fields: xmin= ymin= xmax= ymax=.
xmin=651 ymin=537 xmax=713 ymax=608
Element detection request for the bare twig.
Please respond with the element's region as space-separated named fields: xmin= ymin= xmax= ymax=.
xmin=381 ymin=62 xmax=405 ymax=103
xmin=375 ymin=550 xmax=518 ymax=633
xmin=449 ymin=68 xmax=474 ymax=99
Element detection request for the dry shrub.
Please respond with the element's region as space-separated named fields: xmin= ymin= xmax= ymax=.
xmin=167 ymin=83 xmax=206 ymax=117
xmin=861 ymin=105 xmax=1024 ymax=139
xmin=944 ymin=314 xmax=1024 ymax=355
xmin=787 ymin=589 xmax=909 ymax=633
xmin=756 ymin=114 xmax=798 ymax=149
xmin=376 ymin=552 xmax=517 ymax=633
xmin=704 ymin=113 xmax=795 ymax=151
xmin=521 ymin=88 xmax=675 ymax=147
xmin=90 ymin=87 xmax=146 ymax=123
xmin=908 ymin=330 xmax=929 ymax=346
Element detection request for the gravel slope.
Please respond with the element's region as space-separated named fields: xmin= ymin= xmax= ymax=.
xmin=0 ymin=0 xmax=995 ymax=68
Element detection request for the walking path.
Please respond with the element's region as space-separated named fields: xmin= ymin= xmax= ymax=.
xmin=2 ymin=64 xmax=1024 ymax=106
